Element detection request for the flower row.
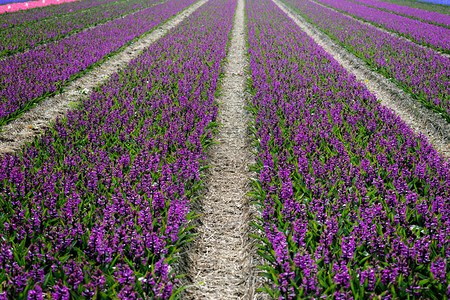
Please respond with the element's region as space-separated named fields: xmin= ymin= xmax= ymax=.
xmin=380 ymin=0 xmax=450 ymax=15
xmin=247 ymin=0 xmax=450 ymax=298
xmin=0 ymin=0 xmax=236 ymax=297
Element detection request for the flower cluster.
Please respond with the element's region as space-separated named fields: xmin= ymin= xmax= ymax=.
xmin=0 ymin=0 xmax=196 ymax=126
xmin=0 ymin=0 xmax=236 ymax=297
xmin=283 ymin=0 xmax=450 ymax=122
xmin=246 ymin=0 xmax=450 ymax=298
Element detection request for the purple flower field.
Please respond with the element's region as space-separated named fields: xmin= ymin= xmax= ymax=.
xmin=0 ymin=0 xmax=162 ymax=57
xmin=283 ymin=0 xmax=450 ymax=123
xmin=380 ymin=0 xmax=450 ymax=15
xmin=0 ymin=0 xmax=449 ymax=297
xmin=0 ymin=0 xmax=120 ymax=29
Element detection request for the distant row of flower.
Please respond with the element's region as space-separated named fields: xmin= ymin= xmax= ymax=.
xmin=0 ymin=0 xmax=80 ymax=15
xmin=314 ymin=0 xmax=450 ymax=53
xmin=0 ymin=0 xmax=113 ymax=29
xmin=0 ymin=0 xmax=236 ymax=297
xmin=386 ymin=0 xmax=450 ymax=15
xmin=0 ymin=0 xmax=190 ymax=126
xmin=0 ymin=0 xmax=160 ymax=57
xmin=283 ymin=0 xmax=450 ymax=123
xmin=247 ymin=0 xmax=449 ymax=298
xmin=349 ymin=0 xmax=450 ymax=28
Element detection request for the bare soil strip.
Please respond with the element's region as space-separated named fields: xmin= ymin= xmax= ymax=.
xmin=0 ymin=0 xmax=208 ymax=155
xmin=185 ymin=0 xmax=257 ymax=298
xmin=309 ymin=0 xmax=450 ymax=59
xmin=273 ymin=0 xmax=450 ymax=158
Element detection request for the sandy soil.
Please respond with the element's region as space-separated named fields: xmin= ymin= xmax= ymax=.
xmin=0 ymin=0 xmax=207 ymax=155
xmin=273 ymin=0 xmax=450 ymax=158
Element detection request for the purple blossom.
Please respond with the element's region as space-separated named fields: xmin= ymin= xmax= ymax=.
xmin=28 ymin=285 xmax=43 ymax=300
xmin=431 ymin=257 xmax=447 ymax=283
xmin=52 ymin=281 xmax=70 ymax=300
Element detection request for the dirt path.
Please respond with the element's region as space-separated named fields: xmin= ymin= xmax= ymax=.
xmin=0 ymin=0 xmax=207 ymax=155
xmin=309 ymin=0 xmax=450 ymax=59
xmin=273 ymin=0 xmax=450 ymax=158
xmin=185 ymin=0 xmax=256 ymax=298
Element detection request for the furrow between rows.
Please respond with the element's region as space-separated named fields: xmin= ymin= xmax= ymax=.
xmin=184 ymin=0 xmax=257 ymax=298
